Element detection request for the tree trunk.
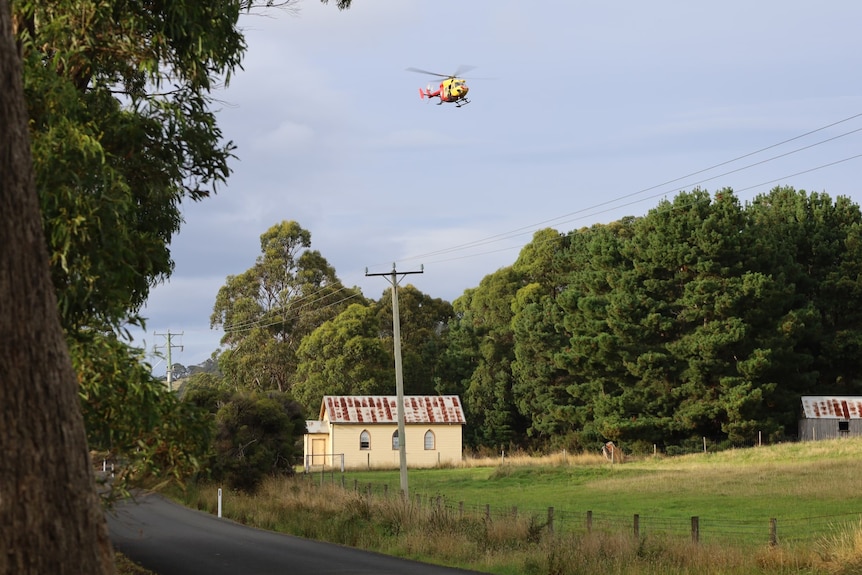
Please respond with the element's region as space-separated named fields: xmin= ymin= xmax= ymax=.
xmin=0 ymin=0 xmax=114 ymax=572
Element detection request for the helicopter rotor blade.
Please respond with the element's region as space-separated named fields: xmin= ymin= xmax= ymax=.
xmin=453 ymin=65 xmax=476 ymax=77
xmin=406 ymin=67 xmax=451 ymax=78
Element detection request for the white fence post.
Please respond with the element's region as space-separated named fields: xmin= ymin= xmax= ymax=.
xmin=217 ymin=488 xmax=222 ymax=518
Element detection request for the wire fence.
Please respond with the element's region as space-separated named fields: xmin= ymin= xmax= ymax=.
xmin=300 ymin=473 xmax=862 ymax=548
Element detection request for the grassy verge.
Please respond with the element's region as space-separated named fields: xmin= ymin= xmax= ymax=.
xmin=115 ymin=552 xmax=155 ymax=575
xmin=171 ymin=438 xmax=862 ymax=575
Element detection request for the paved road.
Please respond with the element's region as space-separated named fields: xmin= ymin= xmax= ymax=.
xmin=107 ymin=493 xmax=489 ymax=575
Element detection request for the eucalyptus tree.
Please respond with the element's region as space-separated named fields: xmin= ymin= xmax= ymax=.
xmin=211 ymin=221 xmax=365 ymax=392
xmin=293 ymin=302 xmax=394 ymax=414
xmin=17 ymin=0 xmax=352 ymax=332
xmin=1 ymin=2 xmax=111 ymax=568
xmin=14 ymin=0 xmax=353 ymax=500
xmin=292 ymin=285 xmax=455 ymax=414
xmin=20 ymin=0 xmax=247 ymax=333
xmin=373 ymin=284 xmax=456 ymax=396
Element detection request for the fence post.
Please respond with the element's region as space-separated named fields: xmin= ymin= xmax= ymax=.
xmin=485 ymin=504 xmax=491 ymax=522
xmin=633 ymin=514 xmax=640 ymax=538
xmin=691 ymin=516 xmax=699 ymax=544
xmin=586 ymin=510 xmax=593 ymax=533
xmin=769 ymin=518 xmax=778 ymax=547
xmin=459 ymin=501 xmax=464 ymax=520
xmin=353 ymin=478 xmax=358 ymax=492
xmin=217 ymin=488 xmax=222 ymax=518
xmin=383 ymin=484 xmax=388 ymax=498
xmin=548 ymin=507 xmax=554 ymax=535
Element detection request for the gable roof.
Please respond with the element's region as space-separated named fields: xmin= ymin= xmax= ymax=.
xmin=801 ymin=396 xmax=862 ymax=419
xmin=320 ymin=395 xmax=466 ymax=425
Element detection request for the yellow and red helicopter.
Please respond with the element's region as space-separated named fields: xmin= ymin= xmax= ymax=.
xmin=407 ymin=66 xmax=475 ymax=107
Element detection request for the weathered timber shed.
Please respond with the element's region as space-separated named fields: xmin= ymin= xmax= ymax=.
xmin=303 ymin=395 xmax=466 ymax=470
xmin=798 ymin=396 xmax=862 ymax=440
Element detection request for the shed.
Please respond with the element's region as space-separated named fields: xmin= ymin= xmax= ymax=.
xmin=798 ymin=396 xmax=862 ymax=441
xmin=303 ymin=395 xmax=466 ymax=471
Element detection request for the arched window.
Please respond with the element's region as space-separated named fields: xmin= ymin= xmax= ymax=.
xmin=424 ymin=430 xmax=436 ymax=450
xmin=359 ymin=430 xmax=370 ymax=450
xmin=391 ymin=430 xmax=399 ymax=450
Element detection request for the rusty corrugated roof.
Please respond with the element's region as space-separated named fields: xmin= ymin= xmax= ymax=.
xmin=801 ymin=396 xmax=862 ymax=419
xmin=321 ymin=396 xmax=466 ymax=425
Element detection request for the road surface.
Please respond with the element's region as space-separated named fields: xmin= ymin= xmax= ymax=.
xmin=107 ymin=493 xmax=489 ymax=575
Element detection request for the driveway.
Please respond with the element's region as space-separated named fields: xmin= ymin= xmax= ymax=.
xmin=107 ymin=493 xmax=490 ymax=575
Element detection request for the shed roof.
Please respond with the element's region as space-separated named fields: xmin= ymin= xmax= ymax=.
xmin=801 ymin=396 xmax=862 ymax=419
xmin=305 ymin=420 xmax=329 ymax=434
xmin=320 ymin=395 xmax=466 ymax=425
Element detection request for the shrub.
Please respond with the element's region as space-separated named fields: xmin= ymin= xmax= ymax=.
xmin=210 ymin=390 xmax=306 ymax=492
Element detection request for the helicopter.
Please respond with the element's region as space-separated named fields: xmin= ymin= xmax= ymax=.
xmin=407 ymin=66 xmax=475 ymax=107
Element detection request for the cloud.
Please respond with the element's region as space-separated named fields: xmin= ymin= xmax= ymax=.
xmin=253 ymin=120 xmax=316 ymax=152
xmin=132 ymin=0 xmax=862 ymax=371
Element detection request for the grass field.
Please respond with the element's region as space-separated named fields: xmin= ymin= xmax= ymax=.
xmin=176 ymin=438 xmax=862 ymax=574
xmin=327 ymin=442 xmax=862 ymax=545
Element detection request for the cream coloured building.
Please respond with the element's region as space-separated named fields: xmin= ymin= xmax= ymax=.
xmin=303 ymin=395 xmax=466 ymax=471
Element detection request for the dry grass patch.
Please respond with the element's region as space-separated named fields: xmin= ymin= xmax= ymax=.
xmin=114 ymin=552 xmax=155 ymax=575
xmin=816 ymin=519 xmax=862 ymax=574
xmin=176 ymin=476 xmax=842 ymax=574
xmin=173 ymin=441 xmax=862 ymax=574
xmin=462 ymin=450 xmax=608 ymax=468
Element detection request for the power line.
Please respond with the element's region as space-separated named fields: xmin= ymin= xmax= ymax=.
xmin=392 ymin=115 xmax=862 ymax=266
xmin=220 ymin=286 xmax=365 ymax=335
xmin=369 ymin=112 xmax=862 ymax=272
xmin=406 ymin=152 xmax=862 ymax=271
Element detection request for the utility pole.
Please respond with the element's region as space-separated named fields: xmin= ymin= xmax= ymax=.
xmin=154 ymin=331 xmax=183 ymax=392
xmin=366 ymin=263 xmax=423 ymax=498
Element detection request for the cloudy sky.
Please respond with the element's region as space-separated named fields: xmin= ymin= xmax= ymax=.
xmin=133 ymin=0 xmax=862 ymax=372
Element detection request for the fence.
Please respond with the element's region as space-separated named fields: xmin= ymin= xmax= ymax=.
xmin=303 ymin=453 xmax=345 ymax=473
xmin=300 ymin=474 xmax=862 ymax=547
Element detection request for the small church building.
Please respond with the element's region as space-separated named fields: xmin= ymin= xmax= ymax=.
xmin=303 ymin=395 xmax=466 ymax=471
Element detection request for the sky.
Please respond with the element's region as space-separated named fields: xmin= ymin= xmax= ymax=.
xmin=133 ymin=0 xmax=862 ymax=373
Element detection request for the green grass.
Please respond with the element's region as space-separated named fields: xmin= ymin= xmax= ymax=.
xmin=311 ymin=439 xmax=862 ymax=544
xmin=174 ymin=438 xmax=862 ymax=574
